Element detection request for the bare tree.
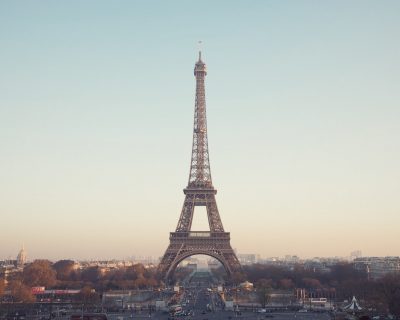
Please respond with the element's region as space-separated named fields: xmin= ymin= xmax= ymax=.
xmin=256 ymin=279 xmax=273 ymax=307
xmin=379 ymin=273 xmax=400 ymax=316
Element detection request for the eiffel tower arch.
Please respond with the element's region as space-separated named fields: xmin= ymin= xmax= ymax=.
xmin=158 ymin=52 xmax=241 ymax=281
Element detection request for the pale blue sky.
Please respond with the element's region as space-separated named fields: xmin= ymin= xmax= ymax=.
xmin=1 ymin=1 xmax=399 ymax=260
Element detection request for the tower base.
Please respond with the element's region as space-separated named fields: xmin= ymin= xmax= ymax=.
xmin=158 ymin=231 xmax=241 ymax=281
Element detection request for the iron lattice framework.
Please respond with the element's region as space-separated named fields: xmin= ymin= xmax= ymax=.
xmin=158 ymin=52 xmax=241 ymax=280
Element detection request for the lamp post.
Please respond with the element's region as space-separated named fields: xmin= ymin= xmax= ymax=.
xmin=49 ymin=291 xmax=55 ymax=320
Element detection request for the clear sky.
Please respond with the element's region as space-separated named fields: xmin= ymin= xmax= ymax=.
xmin=1 ymin=1 xmax=399 ymax=261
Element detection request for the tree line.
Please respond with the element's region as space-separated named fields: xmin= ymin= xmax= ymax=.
xmin=228 ymin=263 xmax=400 ymax=315
xmin=1 ymin=259 xmax=160 ymax=303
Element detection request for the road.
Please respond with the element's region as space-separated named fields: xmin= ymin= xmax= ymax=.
xmin=90 ymin=310 xmax=333 ymax=320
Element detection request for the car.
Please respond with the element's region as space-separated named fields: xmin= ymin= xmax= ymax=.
xmin=59 ymin=310 xmax=68 ymax=316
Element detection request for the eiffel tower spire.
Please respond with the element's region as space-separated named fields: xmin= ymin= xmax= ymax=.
xmin=189 ymin=50 xmax=212 ymax=187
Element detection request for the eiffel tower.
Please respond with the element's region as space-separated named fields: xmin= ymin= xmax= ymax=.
xmin=158 ymin=52 xmax=241 ymax=280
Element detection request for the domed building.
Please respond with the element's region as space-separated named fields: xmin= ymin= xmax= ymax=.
xmin=16 ymin=245 xmax=27 ymax=267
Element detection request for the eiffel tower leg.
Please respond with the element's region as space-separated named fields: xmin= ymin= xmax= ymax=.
xmin=222 ymin=251 xmax=242 ymax=274
xmin=158 ymin=242 xmax=183 ymax=280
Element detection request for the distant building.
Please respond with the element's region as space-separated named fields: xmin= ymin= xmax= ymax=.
xmin=237 ymin=254 xmax=258 ymax=265
xmin=284 ymin=255 xmax=300 ymax=263
xmin=207 ymin=260 xmax=219 ymax=270
xmin=350 ymin=250 xmax=362 ymax=260
xmin=187 ymin=263 xmax=197 ymax=271
xmin=354 ymin=256 xmax=400 ymax=279
xmin=301 ymin=257 xmax=344 ymax=273
xmin=0 ymin=261 xmax=20 ymax=284
xmin=239 ymin=281 xmax=254 ymax=291
xmin=16 ymin=245 xmax=27 ymax=267
xmin=130 ymin=256 xmax=159 ymax=265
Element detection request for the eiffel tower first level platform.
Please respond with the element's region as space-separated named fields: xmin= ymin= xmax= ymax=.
xmin=158 ymin=51 xmax=242 ymax=281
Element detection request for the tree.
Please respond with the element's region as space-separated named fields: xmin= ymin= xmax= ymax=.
xmin=256 ymin=279 xmax=273 ymax=307
xmin=279 ymin=278 xmax=294 ymax=289
xmin=132 ymin=264 xmax=145 ymax=277
xmin=53 ymin=260 xmax=77 ymax=281
xmin=330 ymin=263 xmax=366 ymax=282
xmin=0 ymin=278 xmax=5 ymax=298
xmin=81 ymin=267 xmax=101 ymax=283
xmin=379 ymin=273 xmax=400 ymax=316
xmin=23 ymin=260 xmax=56 ymax=287
xmin=124 ymin=266 xmax=139 ymax=281
xmin=231 ymin=272 xmax=246 ymax=285
xmin=9 ymin=280 xmax=35 ymax=303
xmin=78 ymin=286 xmax=99 ymax=307
xmin=147 ymin=277 xmax=158 ymax=287
xmin=302 ymin=278 xmax=322 ymax=289
xmin=133 ymin=277 xmax=145 ymax=289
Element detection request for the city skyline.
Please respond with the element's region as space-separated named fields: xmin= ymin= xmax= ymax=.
xmin=1 ymin=1 xmax=400 ymax=260
xmin=0 ymin=243 xmax=370 ymax=262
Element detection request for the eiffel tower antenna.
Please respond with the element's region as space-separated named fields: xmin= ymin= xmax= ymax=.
xmin=198 ymin=40 xmax=203 ymax=61
xmin=158 ymin=51 xmax=241 ymax=281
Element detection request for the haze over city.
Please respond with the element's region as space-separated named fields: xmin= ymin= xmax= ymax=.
xmin=1 ymin=1 xmax=399 ymax=261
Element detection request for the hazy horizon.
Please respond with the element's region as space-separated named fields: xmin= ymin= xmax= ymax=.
xmin=1 ymin=1 xmax=399 ymax=261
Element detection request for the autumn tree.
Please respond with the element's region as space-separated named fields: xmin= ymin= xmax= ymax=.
xmin=132 ymin=264 xmax=145 ymax=277
xmin=278 ymin=278 xmax=294 ymax=289
xmin=23 ymin=260 xmax=56 ymax=287
xmin=0 ymin=278 xmax=5 ymax=298
xmin=301 ymin=278 xmax=322 ymax=289
xmin=9 ymin=280 xmax=35 ymax=303
xmin=78 ymin=285 xmax=100 ymax=307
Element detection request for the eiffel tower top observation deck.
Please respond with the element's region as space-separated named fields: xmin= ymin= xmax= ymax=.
xmin=188 ymin=51 xmax=213 ymax=189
